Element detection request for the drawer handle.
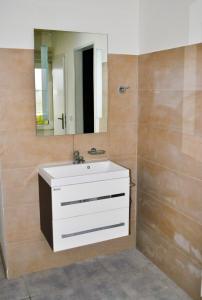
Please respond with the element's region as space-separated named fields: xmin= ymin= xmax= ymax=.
xmin=61 ymin=193 xmax=125 ymax=206
xmin=61 ymin=222 xmax=125 ymax=239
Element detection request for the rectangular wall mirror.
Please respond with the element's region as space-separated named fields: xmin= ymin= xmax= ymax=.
xmin=34 ymin=29 xmax=108 ymax=136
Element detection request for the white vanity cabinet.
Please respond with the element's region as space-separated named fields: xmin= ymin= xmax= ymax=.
xmin=38 ymin=160 xmax=130 ymax=252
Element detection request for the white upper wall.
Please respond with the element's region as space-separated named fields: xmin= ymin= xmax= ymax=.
xmin=1 ymin=0 xmax=202 ymax=55
xmin=139 ymin=0 xmax=202 ymax=54
xmin=0 ymin=0 xmax=139 ymax=54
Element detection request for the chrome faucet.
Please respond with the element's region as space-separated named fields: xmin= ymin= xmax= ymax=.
xmin=73 ymin=150 xmax=85 ymax=164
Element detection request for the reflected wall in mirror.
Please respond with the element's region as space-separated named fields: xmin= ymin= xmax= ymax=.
xmin=34 ymin=29 xmax=108 ymax=136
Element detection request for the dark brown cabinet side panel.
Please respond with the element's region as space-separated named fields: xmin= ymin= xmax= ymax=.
xmin=38 ymin=175 xmax=53 ymax=249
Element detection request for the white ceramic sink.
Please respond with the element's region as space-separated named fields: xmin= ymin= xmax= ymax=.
xmin=39 ymin=160 xmax=129 ymax=187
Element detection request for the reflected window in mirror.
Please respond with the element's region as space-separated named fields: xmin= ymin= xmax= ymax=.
xmin=34 ymin=29 xmax=108 ymax=136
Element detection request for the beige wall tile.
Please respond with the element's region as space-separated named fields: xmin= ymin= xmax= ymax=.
xmin=139 ymin=47 xmax=185 ymax=91
xmin=139 ymin=44 xmax=202 ymax=92
xmin=137 ymin=223 xmax=201 ymax=300
xmin=2 ymin=167 xmax=39 ymax=207
xmin=138 ymin=43 xmax=202 ymax=300
xmin=139 ymin=125 xmax=202 ymax=180
xmin=139 ymin=192 xmax=202 ymax=264
xmin=183 ymin=44 xmax=202 ymax=91
xmin=139 ymin=90 xmax=202 ymax=136
xmin=108 ymin=154 xmax=137 ymax=239
xmin=108 ymin=54 xmax=138 ymax=126
xmin=0 ymin=89 xmax=35 ymax=131
xmin=108 ymin=54 xmax=138 ymax=93
xmin=109 ymin=91 xmax=138 ymax=126
xmin=139 ymin=90 xmax=183 ymax=128
xmin=0 ymin=50 xmax=138 ymax=278
xmin=5 ymin=202 xmax=42 ymax=243
xmin=73 ymin=132 xmax=109 ymax=161
xmin=109 ymin=122 xmax=137 ymax=156
xmin=7 ymin=235 xmax=135 ymax=278
xmin=0 ymin=49 xmax=34 ymax=91
xmin=0 ymin=129 xmax=73 ymax=169
xmin=139 ymin=158 xmax=202 ymax=225
xmin=109 ymin=154 xmax=137 ymax=183
xmin=129 ymin=187 xmax=137 ymax=240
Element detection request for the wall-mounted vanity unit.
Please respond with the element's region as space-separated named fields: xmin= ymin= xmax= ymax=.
xmin=38 ymin=161 xmax=130 ymax=252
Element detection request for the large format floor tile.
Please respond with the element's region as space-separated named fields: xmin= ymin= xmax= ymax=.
xmin=0 ymin=249 xmax=193 ymax=300
xmin=0 ymin=277 xmax=29 ymax=300
xmin=23 ymin=267 xmax=71 ymax=298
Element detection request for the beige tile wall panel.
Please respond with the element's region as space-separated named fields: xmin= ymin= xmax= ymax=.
xmin=139 ymin=158 xmax=202 ymax=225
xmin=0 ymin=49 xmax=138 ymax=278
xmin=138 ymin=44 xmax=202 ymax=299
xmin=138 ymin=43 xmax=202 ymax=300
xmin=139 ymin=192 xmax=202 ymax=264
xmin=138 ymin=223 xmax=201 ymax=300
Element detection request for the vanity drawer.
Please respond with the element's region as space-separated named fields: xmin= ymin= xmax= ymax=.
xmin=52 ymin=208 xmax=129 ymax=252
xmin=52 ymin=178 xmax=129 ymax=220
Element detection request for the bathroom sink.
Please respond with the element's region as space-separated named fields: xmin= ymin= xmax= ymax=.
xmin=38 ymin=160 xmax=130 ymax=251
xmin=39 ymin=160 xmax=129 ymax=187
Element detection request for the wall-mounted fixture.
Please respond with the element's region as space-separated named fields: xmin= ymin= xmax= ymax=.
xmin=73 ymin=150 xmax=85 ymax=164
xmin=38 ymin=160 xmax=130 ymax=252
xmin=88 ymin=147 xmax=106 ymax=155
xmin=34 ymin=29 xmax=108 ymax=136
xmin=118 ymin=86 xmax=130 ymax=94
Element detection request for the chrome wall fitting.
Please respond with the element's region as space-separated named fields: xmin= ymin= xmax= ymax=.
xmin=118 ymin=86 xmax=130 ymax=94
xmin=88 ymin=147 xmax=106 ymax=155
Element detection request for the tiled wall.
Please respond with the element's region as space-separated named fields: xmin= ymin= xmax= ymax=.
xmin=138 ymin=44 xmax=202 ymax=300
xmin=3 ymin=43 xmax=201 ymax=300
xmin=0 ymin=49 xmax=138 ymax=278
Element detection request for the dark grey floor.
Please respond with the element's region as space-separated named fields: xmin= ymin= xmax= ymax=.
xmin=0 ymin=249 xmax=192 ymax=300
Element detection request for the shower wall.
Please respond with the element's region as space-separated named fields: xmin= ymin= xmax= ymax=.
xmin=137 ymin=44 xmax=202 ymax=300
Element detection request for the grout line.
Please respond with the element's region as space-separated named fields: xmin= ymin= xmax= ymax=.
xmin=140 ymin=190 xmax=202 ymax=227
xmin=138 ymin=121 xmax=202 ymax=139
xmin=139 ymin=156 xmax=202 ymax=183
xmin=22 ymin=276 xmax=32 ymax=299
xmin=139 ymin=220 xmax=202 ymax=269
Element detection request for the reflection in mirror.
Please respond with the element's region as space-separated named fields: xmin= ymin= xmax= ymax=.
xmin=34 ymin=29 xmax=108 ymax=136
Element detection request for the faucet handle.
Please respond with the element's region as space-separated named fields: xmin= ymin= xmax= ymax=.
xmin=73 ymin=150 xmax=80 ymax=157
xmin=80 ymin=156 xmax=85 ymax=163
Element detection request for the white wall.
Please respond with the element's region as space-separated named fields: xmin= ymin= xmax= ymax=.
xmin=139 ymin=0 xmax=202 ymax=54
xmin=0 ymin=0 xmax=139 ymax=54
xmin=1 ymin=0 xmax=202 ymax=55
xmin=2 ymin=0 xmax=202 ymax=55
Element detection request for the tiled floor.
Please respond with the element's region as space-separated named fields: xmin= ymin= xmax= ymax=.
xmin=0 ymin=249 xmax=192 ymax=300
